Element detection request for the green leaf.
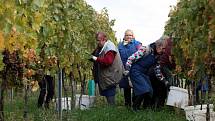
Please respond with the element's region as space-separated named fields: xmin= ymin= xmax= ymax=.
xmin=0 ymin=53 xmax=4 ymax=71
xmin=33 ymin=0 xmax=45 ymax=7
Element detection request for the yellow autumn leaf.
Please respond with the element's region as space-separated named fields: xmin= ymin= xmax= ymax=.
xmin=31 ymin=81 xmax=39 ymax=92
xmin=5 ymin=31 xmax=19 ymax=52
xmin=0 ymin=31 xmax=5 ymax=51
xmin=34 ymin=11 xmax=43 ymax=24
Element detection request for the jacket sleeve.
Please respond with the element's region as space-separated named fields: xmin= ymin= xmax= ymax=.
xmin=134 ymin=40 xmax=142 ymax=50
xmin=126 ymin=46 xmax=147 ymax=67
xmin=96 ymin=50 xmax=116 ymax=67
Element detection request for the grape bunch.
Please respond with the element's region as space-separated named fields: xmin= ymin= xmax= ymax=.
xmin=2 ymin=50 xmax=24 ymax=87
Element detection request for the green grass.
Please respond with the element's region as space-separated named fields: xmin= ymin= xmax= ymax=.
xmin=73 ymin=106 xmax=186 ymax=121
xmin=3 ymin=90 xmax=187 ymax=121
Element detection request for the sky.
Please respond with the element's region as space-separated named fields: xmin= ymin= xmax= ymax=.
xmin=85 ymin=0 xmax=178 ymax=45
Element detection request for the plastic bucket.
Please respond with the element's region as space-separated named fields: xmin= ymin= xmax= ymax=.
xmin=88 ymin=80 xmax=95 ymax=96
xmin=193 ymin=110 xmax=215 ymax=121
xmin=184 ymin=104 xmax=214 ymax=121
xmin=55 ymin=97 xmax=71 ymax=110
xmin=75 ymin=94 xmax=95 ymax=110
xmin=166 ymin=86 xmax=188 ymax=109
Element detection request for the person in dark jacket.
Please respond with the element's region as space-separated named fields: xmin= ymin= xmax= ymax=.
xmin=125 ymin=39 xmax=165 ymax=111
xmin=147 ymin=57 xmax=170 ymax=109
xmin=159 ymin=36 xmax=176 ymax=83
xmin=38 ymin=74 xmax=55 ymax=109
xmin=148 ymin=35 xmax=175 ymax=108
xmin=118 ymin=29 xmax=141 ymax=107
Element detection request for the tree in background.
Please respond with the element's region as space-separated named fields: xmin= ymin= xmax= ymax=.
xmin=0 ymin=0 xmax=116 ymax=120
xmin=165 ymin=0 xmax=215 ymax=104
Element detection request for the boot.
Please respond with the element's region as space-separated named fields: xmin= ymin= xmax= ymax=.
xmin=124 ymin=88 xmax=132 ymax=107
xmin=132 ymin=94 xmax=144 ymax=111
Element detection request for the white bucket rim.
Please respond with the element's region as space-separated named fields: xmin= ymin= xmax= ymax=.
xmin=193 ymin=110 xmax=215 ymax=116
xmin=169 ymin=86 xmax=188 ymax=93
xmin=75 ymin=94 xmax=96 ymax=98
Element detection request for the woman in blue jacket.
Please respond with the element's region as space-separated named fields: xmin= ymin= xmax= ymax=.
xmin=118 ymin=29 xmax=141 ymax=107
xmin=125 ymin=39 xmax=165 ymax=111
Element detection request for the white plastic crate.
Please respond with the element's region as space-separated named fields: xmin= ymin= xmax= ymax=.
xmin=193 ymin=110 xmax=215 ymax=121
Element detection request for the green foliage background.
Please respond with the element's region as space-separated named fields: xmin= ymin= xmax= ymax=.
xmin=0 ymin=0 xmax=117 ymax=84
xmin=165 ymin=0 xmax=215 ymax=80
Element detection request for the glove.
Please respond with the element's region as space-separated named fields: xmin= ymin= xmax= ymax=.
xmin=92 ymin=55 xmax=97 ymax=61
xmin=87 ymin=54 xmax=97 ymax=62
xmin=162 ymin=78 xmax=170 ymax=91
xmin=123 ymin=70 xmax=129 ymax=76
xmin=166 ymin=82 xmax=171 ymax=91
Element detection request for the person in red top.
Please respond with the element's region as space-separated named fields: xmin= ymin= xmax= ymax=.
xmin=159 ymin=35 xmax=176 ymax=82
xmin=91 ymin=32 xmax=124 ymax=105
